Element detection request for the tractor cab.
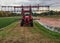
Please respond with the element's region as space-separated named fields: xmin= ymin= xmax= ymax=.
xmin=24 ymin=12 xmax=30 ymax=16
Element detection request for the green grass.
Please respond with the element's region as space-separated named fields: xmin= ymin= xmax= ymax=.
xmin=0 ymin=17 xmax=20 ymax=29
xmin=0 ymin=21 xmax=18 ymax=37
xmin=35 ymin=22 xmax=60 ymax=39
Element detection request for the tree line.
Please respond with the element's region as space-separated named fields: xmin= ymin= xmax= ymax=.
xmin=32 ymin=10 xmax=60 ymax=16
xmin=0 ymin=11 xmax=21 ymax=17
xmin=0 ymin=10 xmax=60 ymax=17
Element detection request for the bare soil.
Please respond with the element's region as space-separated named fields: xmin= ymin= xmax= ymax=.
xmin=0 ymin=21 xmax=59 ymax=43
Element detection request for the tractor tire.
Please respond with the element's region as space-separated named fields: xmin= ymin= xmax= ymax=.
xmin=21 ymin=20 xmax=24 ymax=26
xmin=30 ymin=20 xmax=33 ymax=27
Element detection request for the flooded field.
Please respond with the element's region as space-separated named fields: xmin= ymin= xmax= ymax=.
xmin=37 ymin=17 xmax=60 ymax=33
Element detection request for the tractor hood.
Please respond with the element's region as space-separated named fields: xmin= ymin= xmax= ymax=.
xmin=25 ymin=16 xmax=29 ymax=19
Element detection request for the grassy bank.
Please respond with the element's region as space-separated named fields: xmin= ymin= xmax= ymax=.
xmin=35 ymin=22 xmax=60 ymax=39
xmin=0 ymin=21 xmax=18 ymax=37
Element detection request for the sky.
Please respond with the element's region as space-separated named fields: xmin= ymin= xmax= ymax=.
xmin=0 ymin=0 xmax=60 ymax=11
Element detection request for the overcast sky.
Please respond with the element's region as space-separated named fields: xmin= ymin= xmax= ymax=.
xmin=0 ymin=0 xmax=60 ymax=6
xmin=0 ymin=0 xmax=60 ymax=11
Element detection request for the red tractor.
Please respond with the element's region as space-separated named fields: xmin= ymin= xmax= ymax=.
xmin=20 ymin=6 xmax=33 ymax=26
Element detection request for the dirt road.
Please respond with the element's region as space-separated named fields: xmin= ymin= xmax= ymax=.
xmin=0 ymin=21 xmax=59 ymax=43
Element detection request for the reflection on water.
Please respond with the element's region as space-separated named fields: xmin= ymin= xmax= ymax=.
xmin=37 ymin=20 xmax=60 ymax=33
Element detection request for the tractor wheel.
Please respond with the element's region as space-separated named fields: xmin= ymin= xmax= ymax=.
xmin=30 ymin=20 xmax=33 ymax=27
xmin=21 ymin=20 xmax=24 ymax=26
